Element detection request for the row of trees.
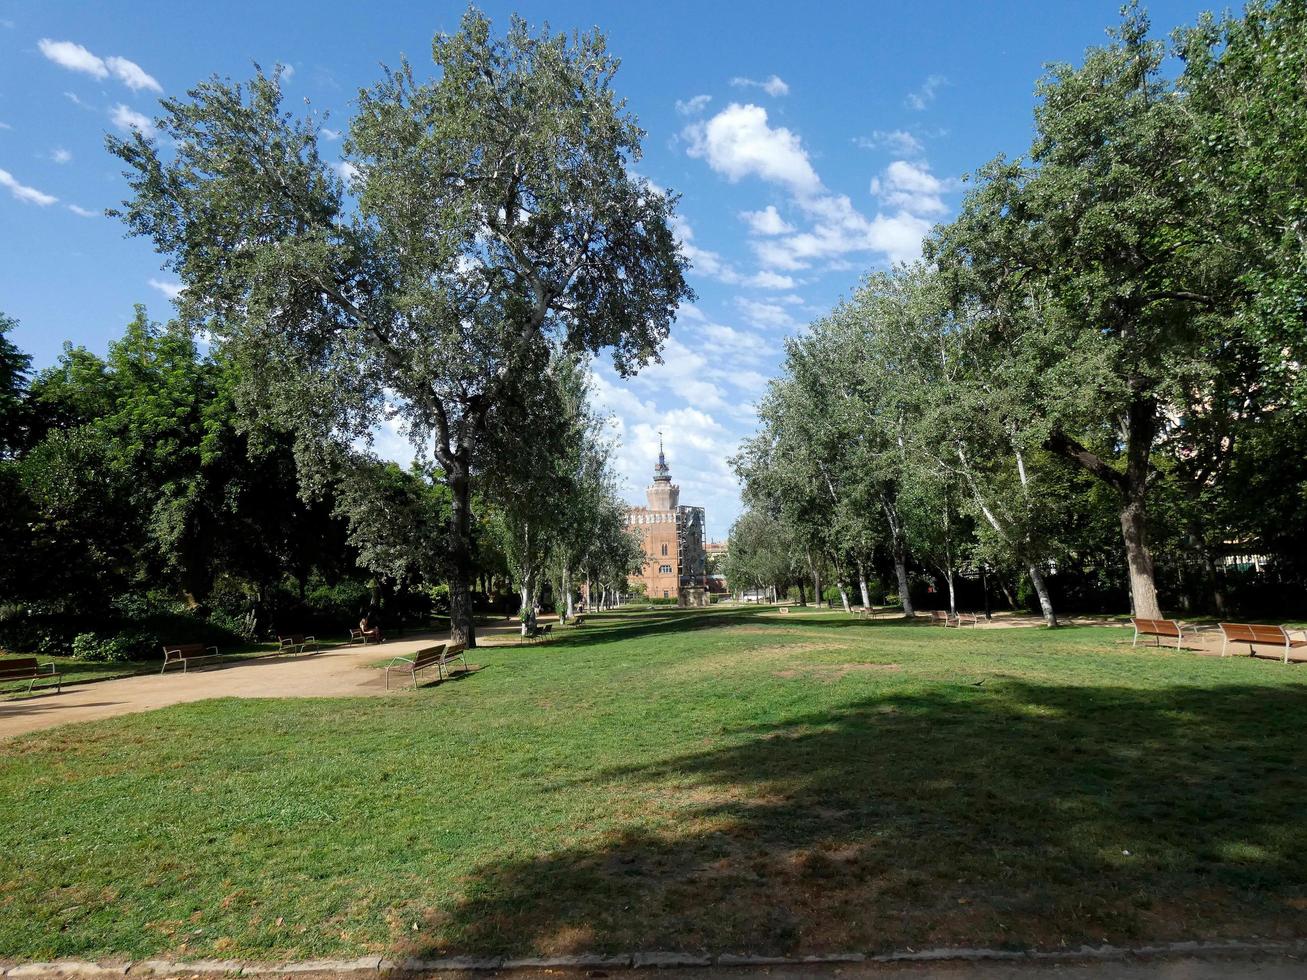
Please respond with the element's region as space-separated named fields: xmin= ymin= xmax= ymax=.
xmin=0 ymin=300 xmax=642 ymax=653
xmin=729 ymin=2 xmax=1307 ymax=624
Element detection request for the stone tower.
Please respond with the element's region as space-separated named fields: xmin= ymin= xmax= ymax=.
xmin=645 ymin=434 xmax=680 ymax=511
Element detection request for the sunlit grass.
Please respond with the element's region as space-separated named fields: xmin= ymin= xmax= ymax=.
xmin=3 ymin=606 xmax=1306 ymax=960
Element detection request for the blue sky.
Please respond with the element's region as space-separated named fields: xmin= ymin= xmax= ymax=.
xmin=0 ymin=0 xmax=1214 ymax=539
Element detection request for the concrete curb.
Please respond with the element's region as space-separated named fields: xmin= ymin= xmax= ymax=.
xmin=3 ymin=939 xmax=1306 ymax=976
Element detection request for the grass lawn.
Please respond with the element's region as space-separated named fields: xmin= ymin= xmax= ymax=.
xmin=2 ymin=607 xmax=1306 ymax=961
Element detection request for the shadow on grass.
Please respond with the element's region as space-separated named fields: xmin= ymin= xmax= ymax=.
xmin=407 ymin=680 xmax=1307 ymax=957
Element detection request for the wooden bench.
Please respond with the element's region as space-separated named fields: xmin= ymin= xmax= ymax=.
xmin=0 ymin=657 xmax=61 ymax=694
xmin=161 ymin=643 xmax=220 ymax=674
xmin=929 ymin=610 xmax=950 ymax=625
xmin=572 ymin=615 xmax=585 ymax=628
xmin=277 ymin=634 xmax=318 ymax=655
xmin=1219 ymin=623 xmax=1307 ymax=663
xmin=946 ymin=612 xmax=980 ymax=628
xmin=1131 ymin=618 xmax=1195 ymax=650
xmin=524 ymin=623 xmax=553 ymax=643
xmin=350 ymin=626 xmax=384 ymax=645
xmin=384 ymin=643 xmax=468 ymax=689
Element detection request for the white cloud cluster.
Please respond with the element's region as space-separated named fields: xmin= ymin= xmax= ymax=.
xmin=51 ymin=148 xmax=72 ymax=164
xmin=905 ymin=74 xmax=947 ymax=111
xmin=675 ymin=94 xmax=712 ymax=116
xmin=740 ymin=204 xmax=794 ymax=236
xmin=38 ymin=39 xmax=162 ymax=93
xmin=686 ymin=103 xmax=943 ymax=269
xmin=672 ymin=212 xmax=798 ymax=290
xmin=854 ymin=129 xmax=924 ymax=156
xmin=0 ymin=167 xmax=57 ymax=206
xmin=870 ymin=160 xmax=949 ymax=216
xmin=148 ymin=278 xmax=184 ymax=299
xmin=111 ymin=103 xmax=156 ymax=139
xmin=67 ymin=204 xmax=99 ymax=218
xmin=685 ymin=103 xmax=819 ymax=195
xmin=730 ymin=74 xmax=790 ymax=97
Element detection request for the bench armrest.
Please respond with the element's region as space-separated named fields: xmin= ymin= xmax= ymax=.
xmin=1288 ymin=628 xmax=1307 ymax=642
xmin=38 ymin=661 xmax=57 ymax=674
xmin=384 ymin=657 xmax=415 ymax=668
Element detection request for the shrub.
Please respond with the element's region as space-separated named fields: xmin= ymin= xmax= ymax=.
xmin=71 ymin=629 xmax=158 ymax=663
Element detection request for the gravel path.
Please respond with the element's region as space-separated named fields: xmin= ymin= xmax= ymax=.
xmin=0 ymin=629 xmax=512 ymax=741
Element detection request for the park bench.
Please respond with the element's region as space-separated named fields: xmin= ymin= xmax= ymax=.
xmin=1219 ymin=622 xmax=1307 ymax=663
xmin=384 ymin=642 xmax=468 ymax=689
xmin=1130 ymin=618 xmax=1206 ymax=650
xmin=349 ymin=626 xmax=384 ymax=645
xmin=572 ymin=615 xmax=585 ymax=628
xmin=946 ymin=612 xmax=980 ymax=628
xmin=277 ymin=634 xmax=318 ymax=656
xmin=0 ymin=657 xmax=61 ymax=694
xmin=160 ymin=643 xmax=220 ymax=674
xmin=524 ymin=623 xmax=553 ymax=642
xmin=929 ymin=610 xmax=950 ymax=625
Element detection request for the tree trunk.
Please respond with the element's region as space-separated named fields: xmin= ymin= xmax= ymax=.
xmin=1205 ymin=553 xmax=1228 ymax=616
xmin=447 ymin=461 xmax=477 ymax=647
xmin=563 ymin=566 xmax=574 ymax=620
xmin=1049 ymin=398 xmax=1162 ymax=620
xmin=1120 ymin=494 xmax=1162 ymax=620
xmin=836 ymin=582 xmax=851 ymax=613
xmin=981 ymin=564 xmax=993 ymax=620
xmin=856 ymin=559 xmax=872 ymax=611
xmin=797 ymin=577 xmax=806 ymax=607
xmin=519 ymin=575 xmax=535 ymax=636
xmin=893 ymin=548 xmax=913 ymax=616
xmin=945 ymin=568 xmax=957 ymax=617
xmin=1028 ymin=563 xmax=1057 ymax=628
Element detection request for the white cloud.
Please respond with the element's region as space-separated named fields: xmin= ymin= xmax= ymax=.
xmin=905 ymin=74 xmax=947 ymax=111
xmin=51 ymin=148 xmax=72 ymax=164
xmin=279 ymin=63 xmax=295 ymax=81
xmin=854 ymin=129 xmax=924 ymax=156
xmin=0 ymin=168 xmax=57 ymax=206
xmin=39 ymin=39 xmax=108 ymax=79
xmin=740 ymin=204 xmax=794 ymax=236
xmin=320 ymin=127 xmax=342 ymax=141
xmin=684 ymin=103 xmax=820 ymax=196
xmin=337 ymin=161 xmax=360 ymax=185
xmin=675 ymin=94 xmax=712 ymax=116
xmin=0 ymin=122 xmax=11 ymax=130
xmin=111 ymin=103 xmax=157 ymax=139
xmin=735 ymin=297 xmax=795 ymax=329
xmin=105 ymin=55 xmax=162 ymax=93
xmin=730 ymin=74 xmax=790 ymax=97
xmin=870 ymin=159 xmax=949 ymax=216
xmin=686 ymin=104 xmax=942 ymax=270
xmin=148 ymin=278 xmax=184 ymax=300
xmin=40 ymin=39 xmax=161 ymax=93
xmin=744 ymin=270 xmax=796 ymax=290
xmin=67 ymin=204 xmax=98 ymax=217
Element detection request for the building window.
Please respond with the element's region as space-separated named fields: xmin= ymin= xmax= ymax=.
xmin=661 ymin=543 xmax=668 ymax=556
xmin=663 ymin=590 xmax=669 ymax=598
xmin=659 ymin=564 xmax=672 ymax=574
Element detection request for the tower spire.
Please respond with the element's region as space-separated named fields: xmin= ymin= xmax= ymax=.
xmin=654 ymin=432 xmax=670 ymax=482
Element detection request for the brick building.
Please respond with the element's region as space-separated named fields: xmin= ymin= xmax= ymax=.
xmin=626 ymin=439 xmax=709 ymax=606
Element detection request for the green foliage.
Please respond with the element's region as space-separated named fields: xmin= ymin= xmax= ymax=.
xmin=70 ymin=630 xmax=156 ymax=664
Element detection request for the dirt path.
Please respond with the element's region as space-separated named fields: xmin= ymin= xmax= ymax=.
xmin=0 ymin=627 xmax=521 ymax=742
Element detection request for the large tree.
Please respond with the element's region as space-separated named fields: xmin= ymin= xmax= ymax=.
xmin=109 ymin=9 xmax=691 ymax=645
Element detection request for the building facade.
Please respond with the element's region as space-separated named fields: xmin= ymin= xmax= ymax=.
xmin=626 ymin=441 xmax=709 ymax=606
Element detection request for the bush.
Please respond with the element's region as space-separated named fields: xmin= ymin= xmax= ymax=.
xmin=71 ymin=629 xmax=159 ymax=663
xmin=207 ymin=608 xmax=256 ymax=643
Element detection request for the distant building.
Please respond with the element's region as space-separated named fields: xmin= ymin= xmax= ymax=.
xmin=626 ymin=439 xmax=709 ymax=606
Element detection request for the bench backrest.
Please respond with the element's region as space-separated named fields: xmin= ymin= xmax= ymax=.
xmin=443 ymin=643 xmax=466 ymax=659
xmin=1221 ymin=622 xmax=1288 ymax=645
xmin=412 ymin=644 xmax=448 ymax=669
xmin=163 ymin=643 xmax=209 ymax=659
xmin=1133 ymin=618 xmax=1182 ymax=637
xmin=280 ymin=634 xmax=308 ymax=644
xmin=0 ymin=657 xmax=39 ymax=676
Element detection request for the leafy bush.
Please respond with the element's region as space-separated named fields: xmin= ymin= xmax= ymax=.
xmin=207 ymin=608 xmax=256 ymax=643
xmin=71 ymin=629 xmax=160 ymax=663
